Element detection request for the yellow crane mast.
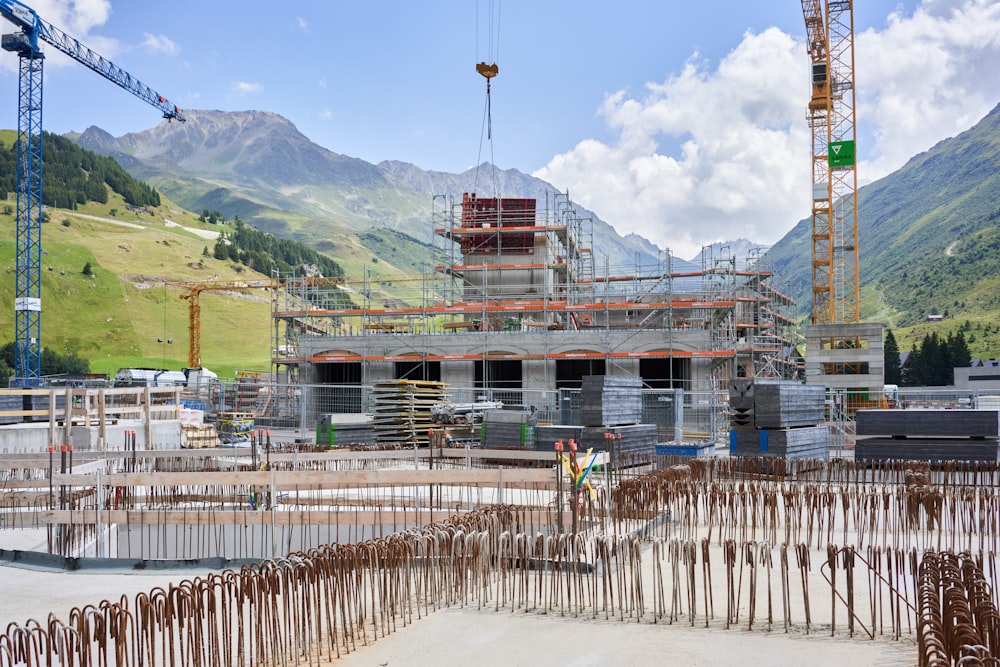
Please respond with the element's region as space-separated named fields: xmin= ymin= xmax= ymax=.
xmin=802 ymin=0 xmax=858 ymax=325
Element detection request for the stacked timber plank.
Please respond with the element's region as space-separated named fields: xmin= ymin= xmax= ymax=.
xmin=182 ymin=423 xmax=219 ymax=449
xmin=580 ymin=375 xmax=643 ymax=426
xmin=729 ymin=379 xmax=829 ymax=460
xmin=480 ymin=410 xmax=536 ymax=449
xmin=854 ymin=410 xmax=1000 ymax=462
xmin=371 ymin=380 xmax=448 ymax=446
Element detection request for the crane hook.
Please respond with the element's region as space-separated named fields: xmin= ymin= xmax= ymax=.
xmin=476 ymin=62 xmax=499 ymax=79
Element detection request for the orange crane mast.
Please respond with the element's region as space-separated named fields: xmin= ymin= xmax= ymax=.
xmin=801 ymin=0 xmax=858 ymax=325
xmin=166 ymin=277 xmax=341 ymax=368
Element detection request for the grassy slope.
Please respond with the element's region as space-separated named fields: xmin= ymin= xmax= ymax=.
xmin=0 ymin=192 xmax=273 ymax=378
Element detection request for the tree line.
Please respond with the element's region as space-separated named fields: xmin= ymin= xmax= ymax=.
xmin=213 ymin=218 xmax=345 ymax=278
xmin=0 ymin=133 xmax=160 ymax=209
xmin=884 ymin=329 xmax=971 ymax=386
xmin=0 ymin=343 xmax=90 ymax=381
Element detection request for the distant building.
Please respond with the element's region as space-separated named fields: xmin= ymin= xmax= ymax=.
xmin=926 ymin=314 xmax=943 ymax=322
xmin=953 ymin=358 xmax=1000 ymax=391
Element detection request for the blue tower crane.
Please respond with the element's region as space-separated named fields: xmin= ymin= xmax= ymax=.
xmin=1 ymin=0 xmax=184 ymax=386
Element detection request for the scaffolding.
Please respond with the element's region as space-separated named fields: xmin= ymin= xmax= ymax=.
xmin=269 ymin=193 xmax=798 ymax=394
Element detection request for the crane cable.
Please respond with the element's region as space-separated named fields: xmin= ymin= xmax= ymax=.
xmin=475 ymin=0 xmax=501 ymax=196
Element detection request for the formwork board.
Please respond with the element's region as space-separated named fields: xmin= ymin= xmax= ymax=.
xmin=752 ymin=381 xmax=826 ymax=429
xmin=855 ymin=410 xmax=1000 ymax=438
xmin=580 ymin=375 xmax=643 ymax=427
xmin=534 ymin=423 xmax=657 ymax=456
xmin=729 ymin=426 xmax=829 ymax=461
xmin=854 ymin=437 xmax=1000 ymax=463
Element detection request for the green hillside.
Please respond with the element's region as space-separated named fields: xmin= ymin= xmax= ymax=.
xmin=765 ymin=102 xmax=1000 ymax=359
xmin=0 ymin=197 xmax=276 ymax=378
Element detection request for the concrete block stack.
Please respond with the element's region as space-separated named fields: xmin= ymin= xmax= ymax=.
xmin=729 ymin=379 xmax=829 ymax=460
xmin=854 ymin=409 xmax=1000 ymax=462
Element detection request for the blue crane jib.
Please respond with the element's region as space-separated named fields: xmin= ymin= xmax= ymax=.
xmin=1 ymin=0 xmax=184 ymax=386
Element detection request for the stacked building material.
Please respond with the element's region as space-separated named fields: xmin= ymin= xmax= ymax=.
xmin=655 ymin=441 xmax=716 ymax=457
xmin=371 ymin=380 xmax=449 ymax=446
xmin=0 ymin=393 xmax=22 ymax=425
xmin=480 ymin=410 xmax=536 ymax=449
xmin=316 ymin=414 xmax=376 ymax=447
xmin=729 ymin=379 xmax=829 ymax=461
xmin=751 ymin=380 xmax=826 ymax=428
xmin=534 ymin=423 xmax=658 ymax=456
xmin=22 ymin=392 xmax=67 ymax=423
xmin=580 ymin=375 xmax=643 ymax=426
xmin=854 ymin=409 xmax=1000 ymax=462
xmin=217 ymin=412 xmax=253 ymax=446
xmin=182 ymin=423 xmax=219 ymax=449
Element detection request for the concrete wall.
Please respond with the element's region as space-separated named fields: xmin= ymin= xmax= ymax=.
xmin=0 ymin=420 xmax=183 ymax=454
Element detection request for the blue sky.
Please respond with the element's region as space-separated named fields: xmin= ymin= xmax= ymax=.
xmin=3 ymin=1 xmax=1000 ymax=259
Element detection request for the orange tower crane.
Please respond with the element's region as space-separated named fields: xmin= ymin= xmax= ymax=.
xmin=168 ymin=277 xmax=341 ymax=368
xmin=166 ymin=280 xmax=277 ymax=368
xmin=801 ymin=0 xmax=858 ymax=325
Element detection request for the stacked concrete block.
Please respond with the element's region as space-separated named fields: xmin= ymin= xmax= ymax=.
xmin=580 ymin=375 xmax=643 ymax=427
xmin=729 ymin=379 xmax=829 ymax=461
xmin=854 ymin=409 xmax=1000 ymax=463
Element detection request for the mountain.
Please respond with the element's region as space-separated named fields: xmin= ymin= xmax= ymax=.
xmin=764 ymin=102 xmax=1000 ymax=351
xmin=73 ymin=110 xmax=672 ymax=275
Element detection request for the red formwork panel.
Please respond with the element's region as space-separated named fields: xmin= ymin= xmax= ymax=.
xmin=460 ymin=193 xmax=536 ymax=254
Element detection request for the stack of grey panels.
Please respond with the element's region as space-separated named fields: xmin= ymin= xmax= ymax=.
xmin=316 ymin=415 xmax=375 ymax=447
xmin=22 ymin=392 xmax=67 ymax=422
xmin=752 ymin=380 xmax=826 ymax=428
xmin=728 ymin=379 xmax=828 ymax=461
xmin=533 ymin=423 xmax=657 ymax=456
xmin=729 ymin=426 xmax=829 ymax=459
xmin=855 ymin=410 xmax=1000 ymax=462
xmin=580 ymin=375 xmax=643 ymax=427
xmin=480 ymin=410 xmax=536 ymax=449
xmin=0 ymin=394 xmax=21 ymax=425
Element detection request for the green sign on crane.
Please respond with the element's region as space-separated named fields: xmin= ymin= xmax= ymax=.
xmin=828 ymin=140 xmax=855 ymax=168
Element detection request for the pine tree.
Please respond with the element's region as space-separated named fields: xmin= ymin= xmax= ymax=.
xmin=884 ymin=328 xmax=901 ymax=385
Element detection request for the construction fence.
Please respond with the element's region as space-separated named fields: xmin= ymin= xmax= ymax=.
xmin=206 ymin=380 xmax=726 ymax=443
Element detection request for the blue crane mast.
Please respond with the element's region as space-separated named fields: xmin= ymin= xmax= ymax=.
xmin=0 ymin=0 xmax=184 ymax=386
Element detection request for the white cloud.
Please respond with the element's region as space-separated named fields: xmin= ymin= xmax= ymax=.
xmin=141 ymin=33 xmax=179 ymax=56
xmin=35 ymin=0 xmax=111 ymax=35
xmin=535 ymin=0 xmax=1000 ymax=261
xmin=231 ymin=81 xmax=263 ymax=94
xmin=296 ymin=16 xmax=309 ymax=32
xmin=535 ymin=28 xmax=807 ymax=260
xmin=0 ymin=0 xmax=115 ymax=73
xmin=858 ymin=0 xmax=1000 ymax=181
xmin=318 ymin=108 xmax=333 ymax=120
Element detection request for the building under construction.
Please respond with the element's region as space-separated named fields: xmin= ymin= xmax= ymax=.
xmin=271 ymin=192 xmax=799 ymax=415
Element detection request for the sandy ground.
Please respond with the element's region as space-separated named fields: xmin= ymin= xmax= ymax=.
xmin=330 ymin=606 xmax=917 ymax=667
xmin=0 ymin=525 xmax=919 ymax=666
